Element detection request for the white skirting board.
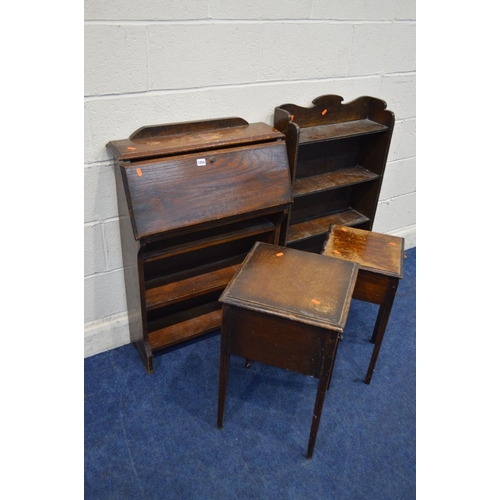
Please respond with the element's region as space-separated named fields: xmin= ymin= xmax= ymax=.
xmin=85 ymin=312 xmax=131 ymax=358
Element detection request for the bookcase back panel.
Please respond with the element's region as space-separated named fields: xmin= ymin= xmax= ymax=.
xmin=289 ymin=188 xmax=352 ymax=224
xmin=295 ymin=137 xmax=361 ymax=178
xmin=358 ymin=133 xmax=391 ymax=176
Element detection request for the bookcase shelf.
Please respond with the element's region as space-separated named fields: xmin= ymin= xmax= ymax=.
xmin=287 ymin=210 xmax=370 ymax=243
xmin=293 ymin=166 xmax=379 ymax=198
xmin=298 ymin=119 xmax=388 ymax=144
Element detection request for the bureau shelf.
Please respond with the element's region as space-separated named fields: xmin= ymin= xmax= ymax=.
xmin=142 ymin=217 xmax=275 ymax=263
xmin=145 ymin=257 xmax=243 ymax=311
xmin=274 ymin=95 xmax=394 ymax=253
xmin=148 ymin=302 xmax=223 ymax=352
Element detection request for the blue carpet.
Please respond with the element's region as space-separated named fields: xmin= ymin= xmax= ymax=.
xmin=85 ymin=247 xmax=416 ymax=499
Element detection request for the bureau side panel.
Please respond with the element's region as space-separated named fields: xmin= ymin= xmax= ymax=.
xmin=115 ymin=163 xmax=153 ymax=371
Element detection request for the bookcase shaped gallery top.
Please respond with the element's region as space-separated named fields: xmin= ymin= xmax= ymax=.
xmin=273 ymin=95 xmax=395 ymax=254
xmin=106 ymin=117 xmax=293 ymax=373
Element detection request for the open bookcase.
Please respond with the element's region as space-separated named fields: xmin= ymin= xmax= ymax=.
xmin=107 ymin=118 xmax=292 ymax=373
xmin=274 ymin=95 xmax=394 ymax=253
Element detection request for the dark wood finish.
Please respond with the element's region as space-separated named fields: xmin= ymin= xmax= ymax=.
xmin=121 ymin=143 xmax=293 ymax=240
xmin=274 ymin=95 xmax=395 ymax=253
xmin=106 ymin=118 xmax=283 ymax=161
xmin=321 ymin=225 xmax=404 ymax=384
xmin=107 ymin=118 xmax=293 ymax=373
xmin=217 ymin=242 xmax=358 ymax=458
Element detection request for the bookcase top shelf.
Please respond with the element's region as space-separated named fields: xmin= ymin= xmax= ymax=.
xmin=274 ymin=95 xmax=394 ymax=134
xmin=298 ymin=119 xmax=388 ymax=144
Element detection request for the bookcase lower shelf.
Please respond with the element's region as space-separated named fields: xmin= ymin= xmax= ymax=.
xmin=287 ymin=209 xmax=370 ymax=251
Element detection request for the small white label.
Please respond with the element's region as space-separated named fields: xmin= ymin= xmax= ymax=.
xmin=197 ymin=158 xmax=206 ymax=166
